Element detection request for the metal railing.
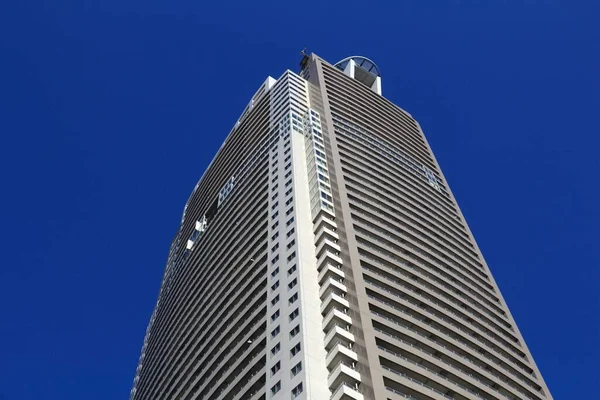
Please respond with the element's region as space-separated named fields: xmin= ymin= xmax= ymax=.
xmin=368 ymin=300 xmax=541 ymax=398
xmin=365 ymin=278 xmax=532 ymax=376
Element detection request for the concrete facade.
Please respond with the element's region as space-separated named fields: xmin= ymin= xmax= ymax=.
xmin=130 ymin=54 xmax=552 ymax=400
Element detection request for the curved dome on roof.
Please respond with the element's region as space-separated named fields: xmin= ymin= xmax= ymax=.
xmin=334 ymin=56 xmax=381 ymax=77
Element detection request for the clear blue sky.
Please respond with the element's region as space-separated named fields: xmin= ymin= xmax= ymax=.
xmin=1 ymin=1 xmax=598 ymax=399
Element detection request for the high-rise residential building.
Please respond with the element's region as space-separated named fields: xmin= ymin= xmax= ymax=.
xmin=130 ymin=53 xmax=552 ymax=400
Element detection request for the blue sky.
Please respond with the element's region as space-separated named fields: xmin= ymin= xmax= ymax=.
xmin=0 ymin=1 xmax=598 ymax=399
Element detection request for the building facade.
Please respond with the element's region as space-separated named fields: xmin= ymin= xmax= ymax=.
xmin=130 ymin=54 xmax=552 ymax=400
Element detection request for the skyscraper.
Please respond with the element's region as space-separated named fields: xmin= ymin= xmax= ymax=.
xmin=130 ymin=53 xmax=552 ymax=400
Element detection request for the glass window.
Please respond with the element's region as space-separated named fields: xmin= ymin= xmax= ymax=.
xmin=271 ymin=325 xmax=280 ymax=337
xmin=288 ymin=278 xmax=297 ymax=290
xmin=271 ymin=309 xmax=280 ymax=321
xmin=292 ymin=382 xmax=303 ymax=398
xmin=291 ymin=361 xmax=302 ymax=377
xmin=271 ymin=294 xmax=280 ymax=305
xmin=271 ymin=381 xmax=281 ymax=395
xmin=287 ymin=264 xmax=297 ymax=276
xmin=287 ymin=251 xmax=296 ymax=262
xmin=290 ymin=343 xmax=301 ymax=357
xmin=290 ymin=324 xmax=300 ymax=338
xmin=271 ymin=361 xmax=281 ymax=376
xmin=271 ymin=343 xmax=280 ymax=356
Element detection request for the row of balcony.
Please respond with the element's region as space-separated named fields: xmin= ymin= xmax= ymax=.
xmin=303 ymin=113 xmax=364 ymax=400
xmin=312 ymin=209 xmax=363 ymax=400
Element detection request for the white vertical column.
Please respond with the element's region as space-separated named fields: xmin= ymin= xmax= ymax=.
xmin=291 ymin=129 xmax=331 ymax=400
xmin=343 ymin=59 xmax=356 ymax=79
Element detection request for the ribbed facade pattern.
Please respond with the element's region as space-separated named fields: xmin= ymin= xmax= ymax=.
xmin=130 ymin=54 xmax=552 ymax=400
xmin=130 ymin=79 xmax=274 ymax=400
xmin=313 ymin=58 xmax=552 ymax=400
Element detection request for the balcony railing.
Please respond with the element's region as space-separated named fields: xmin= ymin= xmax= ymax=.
xmin=369 ymin=300 xmax=541 ymax=395
xmin=331 ymin=381 xmax=362 ymax=399
xmin=365 ymin=279 xmax=533 ymax=376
